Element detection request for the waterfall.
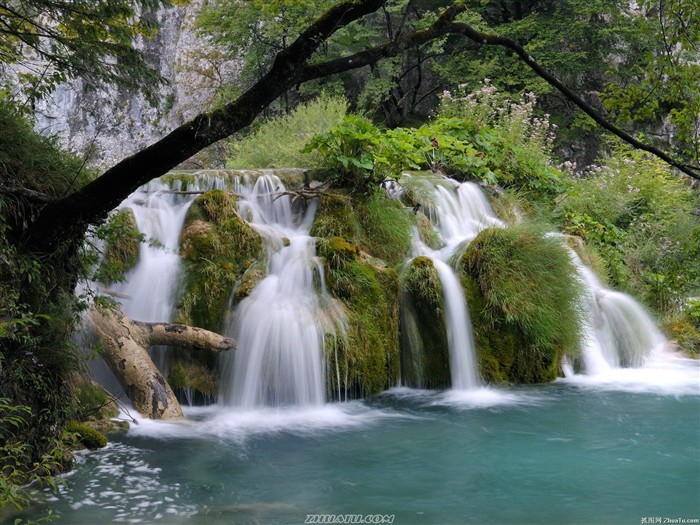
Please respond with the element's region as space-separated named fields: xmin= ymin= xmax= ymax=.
xmin=566 ymin=246 xmax=667 ymax=375
xmin=111 ymin=181 xmax=192 ymax=322
xmin=219 ymin=175 xmax=327 ymax=408
xmin=409 ymin=179 xmax=504 ymax=389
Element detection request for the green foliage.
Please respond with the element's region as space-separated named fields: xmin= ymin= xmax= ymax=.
xmin=462 ymin=223 xmax=583 ymax=383
xmin=1 ymin=0 xmax=175 ymax=109
xmin=75 ymin=381 xmax=118 ymax=422
xmin=0 ymin=107 xmax=88 ymax=505
xmin=554 ymin=147 xmax=700 ymax=314
xmin=436 ymin=84 xmax=565 ymax=194
xmin=93 ymin=209 xmax=144 ymax=284
xmin=600 ymin=0 xmax=700 ymax=165
xmin=65 ymin=421 xmax=107 ymax=450
xmin=309 ymin=89 xmax=565 ymax=197
xmin=1 ymin=397 xmax=63 ymax=518
xmin=199 ymin=0 xmax=450 ymax=124
xmin=227 ymin=95 xmax=348 ymax=169
xmin=0 ymin=100 xmax=93 ymax=197
xmin=305 ymin=115 xmax=387 ymax=193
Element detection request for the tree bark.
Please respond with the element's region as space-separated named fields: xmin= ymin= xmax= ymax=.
xmin=88 ymin=305 xmax=235 ymax=420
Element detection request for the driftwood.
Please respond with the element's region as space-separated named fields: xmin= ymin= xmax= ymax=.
xmin=89 ymin=305 xmax=235 ymax=420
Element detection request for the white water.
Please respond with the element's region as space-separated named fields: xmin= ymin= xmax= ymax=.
xmin=566 ymin=247 xmax=667 ymax=376
xmin=110 ymin=181 xmax=192 ymax=323
xmin=220 ymin=175 xmax=328 ymax=409
xmin=408 ymin=179 xmax=504 ymax=389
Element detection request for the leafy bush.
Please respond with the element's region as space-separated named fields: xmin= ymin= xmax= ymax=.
xmin=436 ymin=81 xmax=565 ymax=194
xmin=1 ymin=398 xmax=62 ymax=517
xmin=227 ymin=94 xmax=347 ymax=169
xmin=554 ymin=146 xmax=700 ymax=315
xmin=305 ymin=115 xmax=386 ymax=193
xmin=307 ymin=86 xmax=566 ymax=196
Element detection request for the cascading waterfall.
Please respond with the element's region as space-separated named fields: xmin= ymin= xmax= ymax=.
xmin=566 ymin=247 xmax=667 ymax=375
xmin=219 ymin=175 xmax=328 ymax=408
xmin=409 ymin=178 xmax=504 ymax=389
xmin=110 ymin=180 xmax=193 ymax=323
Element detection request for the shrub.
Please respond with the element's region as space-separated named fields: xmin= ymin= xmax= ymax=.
xmin=554 ymin=146 xmax=700 ymax=315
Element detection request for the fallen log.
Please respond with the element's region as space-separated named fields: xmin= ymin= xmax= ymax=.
xmin=89 ymin=304 xmax=235 ymax=420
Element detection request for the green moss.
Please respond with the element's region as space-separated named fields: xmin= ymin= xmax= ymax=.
xmin=65 ymin=420 xmax=108 ymax=450
xmin=416 ymin=211 xmax=442 ymax=250
xmin=460 ymin=223 xmax=583 ymax=383
xmin=399 ymin=256 xmax=451 ymax=388
xmin=167 ymin=351 xmax=219 ymax=397
xmin=310 ymin=191 xmax=362 ymax=240
xmin=356 ymin=191 xmax=414 ymax=265
xmin=321 ymin=237 xmax=400 ymax=398
xmin=233 ymin=262 xmax=266 ymax=303
xmin=96 ymin=208 xmax=143 ymax=284
xmin=176 ymin=191 xmax=263 ymax=331
xmin=75 ymin=381 xmax=119 ymax=421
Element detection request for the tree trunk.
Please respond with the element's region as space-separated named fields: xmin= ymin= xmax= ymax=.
xmin=88 ymin=305 xmax=235 ymax=420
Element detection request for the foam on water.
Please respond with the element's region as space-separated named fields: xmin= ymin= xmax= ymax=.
xmin=124 ymin=402 xmax=415 ymax=443
xmin=558 ymin=349 xmax=700 ymax=395
xmin=53 ymin=442 xmax=198 ymax=524
xmin=381 ymin=386 xmax=549 ymax=409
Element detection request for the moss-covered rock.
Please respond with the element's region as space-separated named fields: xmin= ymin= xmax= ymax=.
xmin=356 ymin=191 xmax=414 ymax=266
xmin=311 ymin=191 xmax=362 ymax=240
xmin=96 ymin=208 xmax=142 ymax=284
xmin=460 ymin=223 xmax=583 ymax=383
xmin=167 ymin=350 xmax=219 ymax=401
xmin=174 ymin=190 xmax=263 ymax=400
xmin=399 ymin=256 xmax=451 ymax=388
xmin=176 ymin=190 xmax=263 ymax=331
xmin=319 ymin=237 xmax=400 ymax=398
xmin=65 ymin=420 xmax=108 ymax=450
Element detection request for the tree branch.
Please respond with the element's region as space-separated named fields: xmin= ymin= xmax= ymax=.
xmin=27 ymin=0 xmax=388 ymax=250
xmin=442 ymin=22 xmax=700 ymax=181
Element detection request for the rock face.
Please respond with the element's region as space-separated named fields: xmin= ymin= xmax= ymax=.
xmin=34 ymin=0 xmax=239 ymax=169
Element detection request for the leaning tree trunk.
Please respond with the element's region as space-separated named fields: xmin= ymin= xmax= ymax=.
xmin=89 ymin=305 xmax=235 ymax=420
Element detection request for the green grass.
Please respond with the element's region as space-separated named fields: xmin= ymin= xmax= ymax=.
xmin=462 ymin=223 xmax=583 ymax=383
xmin=227 ymin=94 xmax=347 ymax=169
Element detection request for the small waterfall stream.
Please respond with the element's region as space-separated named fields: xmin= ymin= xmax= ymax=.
xmin=219 ymin=175 xmax=328 ymax=408
xmin=408 ymin=179 xmax=504 ymax=389
xmin=566 ymin=247 xmax=667 ymax=375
